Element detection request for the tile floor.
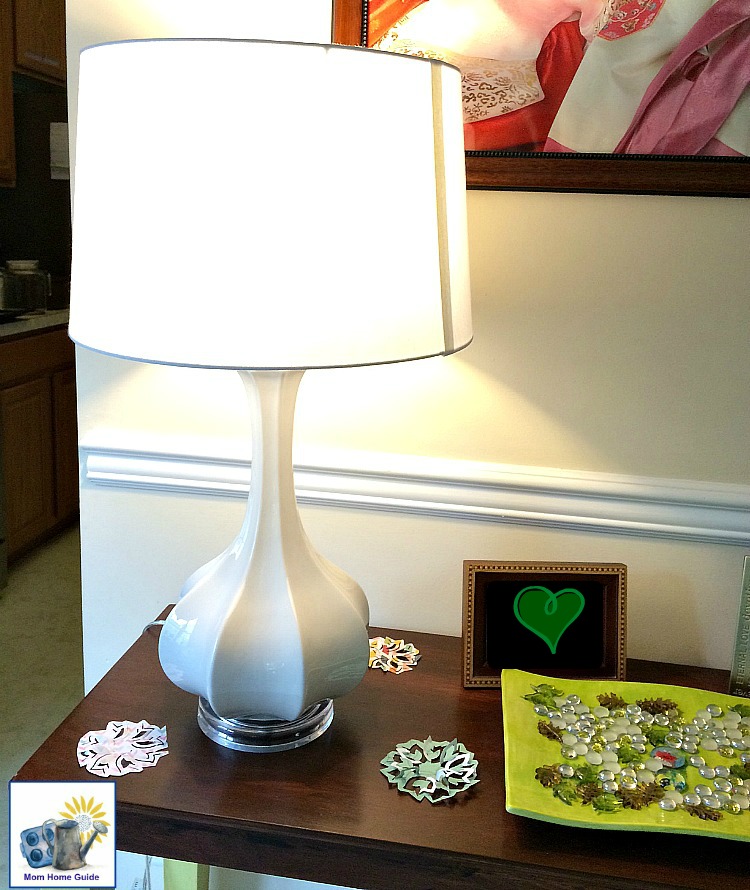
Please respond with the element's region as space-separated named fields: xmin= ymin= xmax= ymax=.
xmin=0 ymin=525 xmax=83 ymax=888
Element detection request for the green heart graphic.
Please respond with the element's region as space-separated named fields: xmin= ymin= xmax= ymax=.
xmin=513 ymin=585 xmax=585 ymax=654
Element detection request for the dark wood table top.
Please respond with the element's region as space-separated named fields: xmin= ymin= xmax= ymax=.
xmin=15 ymin=622 xmax=747 ymax=890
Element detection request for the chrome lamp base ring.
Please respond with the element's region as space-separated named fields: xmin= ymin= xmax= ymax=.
xmin=197 ymin=697 xmax=334 ymax=753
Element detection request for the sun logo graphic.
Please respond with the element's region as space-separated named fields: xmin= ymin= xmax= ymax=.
xmin=58 ymin=793 xmax=111 ymax=848
xmin=9 ymin=780 xmax=116 ymax=888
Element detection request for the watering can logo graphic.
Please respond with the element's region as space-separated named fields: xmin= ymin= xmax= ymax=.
xmin=9 ymin=781 xmax=116 ymax=888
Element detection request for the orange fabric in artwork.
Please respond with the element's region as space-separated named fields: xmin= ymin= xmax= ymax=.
xmin=366 ymin=2 xmax=587 ymax=152
xmin=463 ymin=21 xmax=586 ymax=152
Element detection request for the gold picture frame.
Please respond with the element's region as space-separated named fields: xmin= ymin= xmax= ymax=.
xmin=463 ymin=561 xmax=627 ymax=687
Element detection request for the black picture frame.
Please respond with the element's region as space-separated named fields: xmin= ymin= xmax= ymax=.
xmin=332 ymin=1 xmax=749 ymax=197
xmin=462 ymin=561 xmax=627 ymax=687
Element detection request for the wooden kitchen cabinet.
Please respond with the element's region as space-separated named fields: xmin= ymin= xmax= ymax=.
xmin=13 ymin=0 xmax=67 ymax=83
xmin=0 ymin=0 xmax=16 ymax=185
xmin=0 ymin=326 xmax=78 ymax=559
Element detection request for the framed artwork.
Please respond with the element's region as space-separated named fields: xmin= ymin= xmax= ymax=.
xmin=332 ymin=1 xmax=749 ymax=196
xmin=462 ymin=561 xmax=627 ymax=687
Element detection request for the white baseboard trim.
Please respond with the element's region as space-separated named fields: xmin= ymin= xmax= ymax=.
xmin=81 ymin=434 xmax=750 ymax=546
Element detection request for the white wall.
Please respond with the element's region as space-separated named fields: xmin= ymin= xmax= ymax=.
xmin=68 ymin=2 xmax=750 ymax=889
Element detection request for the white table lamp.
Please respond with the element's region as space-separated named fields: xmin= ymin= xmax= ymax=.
xmin=69 ymin=38 xmax=472 ymax=752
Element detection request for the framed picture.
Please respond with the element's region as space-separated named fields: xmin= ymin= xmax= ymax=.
xmin=462 ymin=561 xmax=627 ymax=687
xmin=332 ymin=1 xmax=749 ymax=197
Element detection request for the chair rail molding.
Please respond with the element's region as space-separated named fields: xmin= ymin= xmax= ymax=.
xmin=80 ymin=430 xmax=750 ymax=546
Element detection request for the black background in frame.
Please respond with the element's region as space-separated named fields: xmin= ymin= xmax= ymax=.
xmin=484 ymin=575 xmax=606 ymax=672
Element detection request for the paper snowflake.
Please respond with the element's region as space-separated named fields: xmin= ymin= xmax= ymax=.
xmin=369 ymin=636 xmax=421 ymax=674
xmin=380 ymin=737 xmax=479 ymax=802
xmin=77 ymin=720 xmax=168 ymax=777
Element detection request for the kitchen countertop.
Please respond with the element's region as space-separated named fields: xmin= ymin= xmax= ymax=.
xmin=0 ymin=308 xmax=69 ymax=339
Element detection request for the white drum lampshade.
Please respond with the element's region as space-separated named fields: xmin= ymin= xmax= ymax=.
xmin=69 ymin=38 xmax=472 ymax=751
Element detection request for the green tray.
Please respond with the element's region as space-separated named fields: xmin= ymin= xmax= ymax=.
xmin=502 ymin=669 xmax=750 ymax=842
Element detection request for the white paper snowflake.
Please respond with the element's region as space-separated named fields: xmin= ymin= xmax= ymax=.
xmin=77 ymin=720 xmax=168 ymax=777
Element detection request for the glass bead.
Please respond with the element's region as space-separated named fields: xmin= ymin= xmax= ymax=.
xmin=618 ymin=734 xmax=633 ymax=746
xmin=682 ymin=792 xmax=701 ymax=806
xmin=553 ymin=697 xmax=567 ymax=708
xmin=626 ymin=704 xmax=641 ymax=715
xmin=636 ymin=769 xmax=655 ymax=783
xmin=741 ymin=752 xmax=750 ymax=764
xmin=726 ymin=728 xmax=743 ymax=740
xmin=658 ymin=798 xmax=677 ymax=811
xmin=602 ymin=780 xmax=619 ymax=794
xmin=733 ymin=795 xmax=750 ymax=810
xmin=561 ymin=746 xmax=578 ymax=760
xmin=573 ymin=742 xmax=589 ymax=756
xmin=696 ymin=709 xmax=712 ymax=722
xmin=681 ymin=741 xmax=698 ymax=754
xmin=585 ymin=750 xmax=603 ymax=766
xmin=655 ymin=714 xmax=670 ymax=726
xmin=561 ymin=732 xmax=578 ymax=747
xmin=558 ymin=764 xmax=575 ymax=778
xmin=731 ymin=739 xmax=747 ymax=750
xmin=700 ymin=738 xmax=719 ymax=751
xmin=714 ymin=765 xmax=731 ymax=778
xmin=664 ymin=790 xmax=683 ymax=804
xmin=733 ymin=782 xmax=749 ymax=796
xmin=600 ymin=749 xmax=619 ymax=763
xmin=593 ymin=706 xmax=609 ymax=719
xmin=631 ymin=733 xmax=647 ymax=745
xmin=598 ymin=769 xmax=615 ymax=782
xmin=723 ymin=801 xmax=742 ymax=815
xmin=620 ymin=767 xmax=637 ymax=779
xmin=706 ymin=704 xmax=723 ymax=717
xmin=644 ymin=757 xmax=664 ymax=772
xmin=561 ymin=705 xmax=576 ymax=715
xmin=619 ymin=776 xmax=637 ymax=790
xmin=689 ymin=755 xmax=706 ymax=768
xmin=534 ymin=705 xmax=550 ymax=716
xmin=715 ymin=791 xmax=731 ymax=805
xmin=698 ymin=766 xmax=716 ymax=779
xmin=664 ymin=734 xmax=682 ymax=747
xmin=640 ymin=713 xmax=655 ymax=725
xmin=718 ymin=746 xmax=734 ymax=757
xmin=694 ymin=784 xmax=713 ymax=797
xmin=702 ymin=795 xmax=722 ymax=809
xmin=566 ymin=694 xmax=581 ymax=705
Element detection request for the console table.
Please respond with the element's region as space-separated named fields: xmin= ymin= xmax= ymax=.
xmin=15 ymin=623 xmax=747 ymax=890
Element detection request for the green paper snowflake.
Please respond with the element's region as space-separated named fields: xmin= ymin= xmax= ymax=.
xmin=380 ymin=737 xmax=479 ymax=802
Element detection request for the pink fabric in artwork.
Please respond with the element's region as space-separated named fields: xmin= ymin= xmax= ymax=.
xmin=614 ymin=0 xmax=750 ymax=154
